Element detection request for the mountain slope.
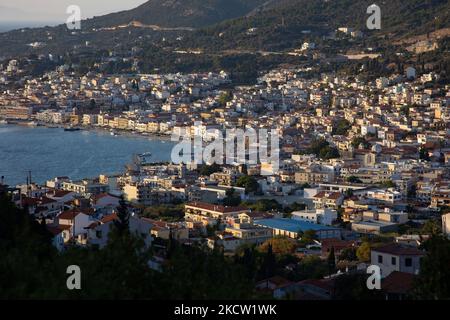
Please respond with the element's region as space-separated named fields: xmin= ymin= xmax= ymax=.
xmin=84 ymin=0 xmax=267 ymax=29
xmin=186 ymin=0 xmax=450 ymax=51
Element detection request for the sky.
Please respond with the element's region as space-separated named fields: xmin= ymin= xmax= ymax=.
xmin=0 ymin=0 xmax=147 ymax=24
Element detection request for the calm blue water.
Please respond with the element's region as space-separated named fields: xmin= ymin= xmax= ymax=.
xmin=0 ymin=125 xmax=175 ymax=186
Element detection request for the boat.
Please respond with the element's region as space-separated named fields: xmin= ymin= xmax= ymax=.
xmin=141 ymin=152 xmax=152 ymax=157
xmin=134 ymin=152 xmax=152 ymax=166
xmin=0 ymin=120 xmax=7 ymax=125
xmin=24 ymin=121 xmax=38 ymax=127
xmin=64 ymin=126 xmax=81 ymax=132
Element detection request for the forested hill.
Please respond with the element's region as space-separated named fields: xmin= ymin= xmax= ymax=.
xmin=83 ymin=0 xmax=268 ymax=29
xmin=185 ymin=0 xmax=450 ymax=51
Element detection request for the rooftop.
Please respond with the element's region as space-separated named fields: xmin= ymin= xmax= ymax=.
xmin=254 ymin=218 xmax=340 ymax=233
xmin=373 ymin=243 xmax=425 ymax=256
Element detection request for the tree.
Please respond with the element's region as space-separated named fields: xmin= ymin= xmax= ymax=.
xmin=218 ymin=91 xmax=232 ymax=106
xmin=114 ymin=197 xmax=130 ymax=235
xmin=413 ymin=235 xmax=450 ymax=300
xmin=260 ymin=244 xmax=276 ymax=279
xmin=299 ymin=230 xmax=317 ymax=244
xmin=381 ymin=180 xmax=396 ymax=188
xmin=223 ymin=188 xmax=241 ymax=207
xmin=356 ymin=242 xmax=371 ymax=262
xmin=328 ymin=247 xmax=336 ymax=274
xmin=199 ymin=163 xmax=221 ymax=176
xmin=419 ymin=147 xmax=430 ymax=161
xmin=347 ymin=176 xmax=363 ymax=184
xmin=306 ymin=138 xmax=340 ymax=160
xmin=333 ymin=119 xmax=351 ymax=135
xmin=421 ymin=219 xmax=442 ymax=235
xmin=351 ymin=137 xmax=370 ymax=149
xmin=89 ymin=99 xmax=96 ymax=109
xmin=338 ymin=247 xmax=357 ymax=261
xmin=243 ymin=199 xmax=281 ymax=212
xmin=259 ymin=237 xmax=297 ymax=255
xmin=236 ymin=175 xmax=259 ymax=194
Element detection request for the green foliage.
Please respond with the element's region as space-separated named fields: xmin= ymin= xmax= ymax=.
xmin=356 ymin=242 xmax=371 ymax=262
xmin=142 ymin=204 xmax=184 ymax=221
xmin=421 ymin=219 xmax=442 ymax=235
xmin=419 ymin=147 xmax=431 ymax=161
xmin=298 ymin=230 xmax=317 ymax=244
xmin=306 ymin=138 xmax=340 ymax=160
xmin=243 ymin=199 xmax=281 ymax=212
xmin=351 ymin=137 xmax=370 ymax=149
xmin=332 ymin=119 xmax=351 ymax=136
xmin=338 ymin=247 xmax=358 ymax=262
xmin=236 ymin=175 xmax=259 ymax=194
xmin=381 ymin=180 xmax=396 ymax=189
xmin=223 ymin=188 xmax=242 ymax=207
xmin=217 ymin=91 xmax=233 ymax=106
xmin=114 ymin=197 xmax=130 ymax=235
xmin=327 ymin=247 xmax=336 ymax=274
xmin=413 ymin=235 xmax=450 ymax=300
xmin=199 ymin=163 xmax=222 ymax=176
xmin=294 ymin=256 xmax=328 ymax=281
xmin=333 ymin=274 xmax=384 ymax=300
xmin=283 ymin=202 xmax=306 ymax=214
xmin=0 ymin=195 xmax=254 ymax=299
xmin=259 ymin=237 xmax=297 ymax=256
xmin=347 ymin=176 xmax=363 ymax=184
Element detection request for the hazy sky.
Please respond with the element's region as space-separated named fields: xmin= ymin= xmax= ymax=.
xmin=0 ymin=0 xmax=147 ymax=23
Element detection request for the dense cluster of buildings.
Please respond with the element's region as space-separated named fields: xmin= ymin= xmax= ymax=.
xmin=1 ymin=54 xmax=449 ymax=299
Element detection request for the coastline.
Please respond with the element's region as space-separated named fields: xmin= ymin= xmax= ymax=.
xmin=1 ymin=120 xmax=174 ymax=142
xmin=0 ymin=122 xmax=176 ymax=186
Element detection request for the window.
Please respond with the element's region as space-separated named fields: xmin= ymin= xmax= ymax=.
xmin=378 ymin=255 xmax=383 ymax=263
xmin=391 ymin=257 xmax=397 ymax=265
xmin=405 ymin=258 xmax=412 ymax=267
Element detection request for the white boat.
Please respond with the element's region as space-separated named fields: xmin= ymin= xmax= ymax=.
xmin=26 ymin=121 xmax=38 ymax=127
xmin=0 ymin=120 xmax=7 ymax=125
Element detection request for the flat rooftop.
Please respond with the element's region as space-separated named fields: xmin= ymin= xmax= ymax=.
xmin=254 ymin=218 xmax=340 ymax=233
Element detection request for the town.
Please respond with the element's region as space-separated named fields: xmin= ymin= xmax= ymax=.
xmin=1 ymin=41 xmax=449 ymax=299
xmin=3 ymin=0 xmax=450 ymax=296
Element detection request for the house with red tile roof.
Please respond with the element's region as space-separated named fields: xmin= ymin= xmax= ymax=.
xmin=381 ymin=271 xmax=415 ymax=300
xmin=57 ymin=209 xmax=92 ymax=242
xmin=185 ymin=201 xmax=250 ymax=226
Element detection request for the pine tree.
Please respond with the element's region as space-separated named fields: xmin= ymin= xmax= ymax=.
xmin=328 ymin=247 xmax=336 ymax=274
xmin=114 ymin=196 xmax=130 ymax=235
xmin=261 ymin=244 xmax=276 ymax=279
xmin=413 ymin=235 xmax=450 ymax=300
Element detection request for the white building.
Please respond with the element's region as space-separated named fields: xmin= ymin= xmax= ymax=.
xmin=371 ymin=244 xmax=424 ymax=278
xmin=291 ymin=208 xmax=337 ymax=226
xmin=442 ymin=213 xmax=450 ymax=238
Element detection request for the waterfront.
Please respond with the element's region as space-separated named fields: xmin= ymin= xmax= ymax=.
xmin=0 ymin=124 xmax=175 ymax=186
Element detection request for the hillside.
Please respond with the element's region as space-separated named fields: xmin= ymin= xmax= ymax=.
xmin=184 ymin=0 xmax=450 ymax=51
xmin=0 ymin=0 xmax=448 ymax=83
xmin=83 ymin=0 xmax=267 ymax=29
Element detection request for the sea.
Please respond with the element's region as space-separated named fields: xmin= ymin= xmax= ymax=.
xmin=0 ymin=124 xmax=175 ymax=186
